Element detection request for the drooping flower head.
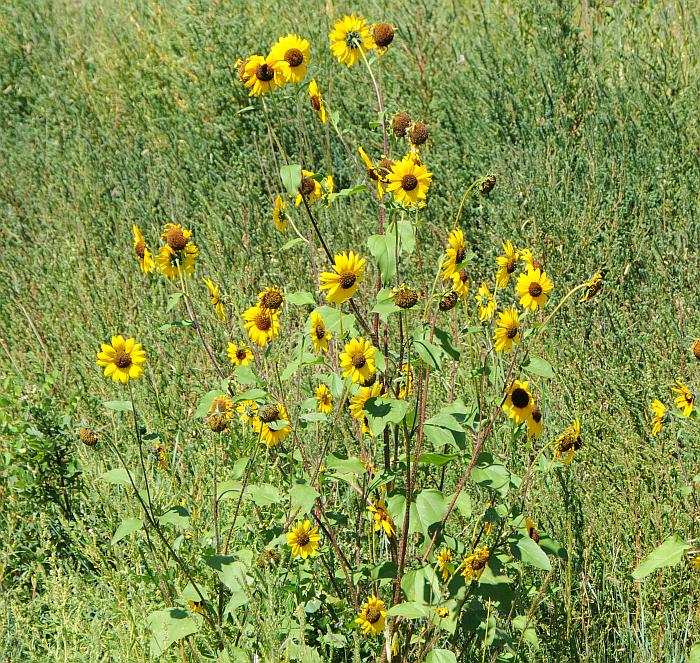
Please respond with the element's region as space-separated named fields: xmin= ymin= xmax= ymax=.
xmin=553 ymin=419 xmax=582 ymax=464
xmin=372 ymin=22 xmax=395 ymax=54
xmin=441 ymin=229 xmax=467 ymax=280
xmin=269 ymin=34 xmax=310 ymax=83
xmin=475 ymin=282 xmax=496 ymax=321
xmin=436 ymin=547 xmax=454 ymax=582
xmin=451 ymin=268 xmax=469 ymax=299
xmin=96 ymin=335 xmax=147 ymax=384
xmin=309 ymin=310 xmax=331 ymax=353
xmin=340 ymin=337 xmax=376 ymax=384
xmin=295 ymin=169 xmax=323 ymax=206
xmin=204 ymin=278 xmax=226 ymax=320
xmin=208 ymin=395 xmax=233 ymax=432
xmin=650 ymin=400 xmax=665 ymax=436
xmin=349 ymin=382 xmax=384 ymax=430
xmin=493 ymin=307 xmax=521 ymax=353
xmin=367 ymin=497 xmax=395 ymax=538
xmin=358 ymin=146 xmax=388 ymax=197
xmin=242 ymin=54 xmax=290 ymax=96
xmin=385 ymin=154 xmax=432 ymax=207
xmin=316 ymin=384 xmax=333 ymax=414
xmin=672 ymin=380 xmax=695 ymax=417
xmin=580 ymin=272 xmax=604 ymax=303
xmin=516 ymin=266 xmax=554 ymax=312
xmin=132 ymin=225 xmax=155 ymax=273
xmin=461 ymin=547 xmax=489 ymax=583
xmin=242 ymin=305 xmax=280 ymax=347
xmin=308 ymin=79 xmax=327 ymax=123
xmin=355 ymin=595 xmax=387 ymax=637
xmin=253 ymin=402 xmax=291 ymax=447
xmin=392 ymin=284 xmax=420 ymax=310
xmin=503 ymin=379 xmax=534 ymax=424
xmin=157 ymin=224 xmax=198 ymax=278
xmin=273 ymin=195 xmax=288 ymax=232
xmin=286 ymin=519 xmax=321 ymax=559
xmin=319 ymin=251 xmax=366 ymax=304
xmin=495 ymin=241 xmax=518 ymax=288
xmin=329 ymin=14 xmax=375 ymax=67
xmin=528 ymin=404 xmax=544 ymax=438
xmin=258 ymin=286 xmax=285 ymax=314
xmin=227 ymin=342 xmax=253 ymax=367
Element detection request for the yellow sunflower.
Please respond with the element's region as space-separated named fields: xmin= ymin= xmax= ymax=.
xmin=295 ymin=169 xmax=323 ymax=206
xmin=273 ymin=195 xmax=288 ymax=232
xmin=519 ymin=247 xmax=537 ymax=270
xmin=358 ymin=146 xmax=388 ymax=197
xmin=286 ymin=519 xmax=321 ymax=559
xmin=329 ymin=14 xmax=375 ymax=67
xmin=242 ymin=54 xmax=290 ymax=96
xmin=340 ymin=337 xmax=376 ymax=384
xmin=495 ymin=241 xmax=519 ymax=288
xmin=308 ymin=79 xmax=327 ymax=123
xmin=397 ymin=363 xmax=413 ymax=399
xmin=242 ymin=305 xmax=280 ymax=347
xmin=309 ymin=310 xmax=331 ymax=353
xmin=441 ymin=229 xmax=467 ymax=280
xmin=209 ymin=395 xmax=233 ymax=419
xmin=203 ymin=278 xmax=226 ymax=321
xmin=316 ymin=384 xmax=333 ymax=414
xmin=258 ymin=286 xmax=285 ymax=314
xmin=385 ymin=154 xmax=432 ymax=207
xmin=553 ymin=419 xmax=582 ymax=464
xmin=528 ymin=404 xmax=543 ymax=438
xmin=319 ymin=251 xmax=366 ymax=304
xmin=161 ymin=223 xmax=192 ymax=249
xmin=516 ymin=266 xmax=554 ymax=311
xmin=227 ymin=342 xmax=253 ymax=367
xmin=252 ymin=402 xmax=291 ymax=447
xmin=157 ymin=243 xmax=198 ymax=278
xmin=367 ymin=497 xmax=395 ymax=538
xmin=132 ymin=225 xmax=155 ymax=273
xmin=96 ymin=335 xmax=147 ymax=384
xmin=461 ymin=546 xmax=489 ymax=583
xmin=349 ymin=382 xmax=384 ymax=425
xmin=580 ymin=272 xmax=604 ymax=302
xmin=355 ymin=595 xmax=386 ymax=637
xmin=493 ymin=307 xmax=520 ymax=353
xmin=650 ymin=399 xmax=665 ymax=436
xmin=503 ymin=379 xmax=534 ymax=424
xmin=436 ymin=547 xmax=454 ymax=582
xmin=451 ymin=268 xmax=469 ymax=299
xmin=236 ymin=400 xmax=259 ymax=428
xmin=475 ymin=282 xmax=496 ymax=321
xmin=322 ymin=174 xmax=334 ymax=203
xmin=269 ymin=34 xmax=310 ymax=83
xmin=672 ymin=380 xmax=695 ymax=417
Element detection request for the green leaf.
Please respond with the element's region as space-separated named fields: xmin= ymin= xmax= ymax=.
xmin=365 ymin=397 xmax=409 ymax=436
xmin=281 ymin=237 xmax=306 ymax=251
xmin=290 ymin=482 xmax=320 ymax=513
xmin=415 ymin=489 xmax=449 ymax=533
xmin=512 ymin=615 xmax=540 ymax=650
xmin=509 ymin=533 xmax=551 ymax=570
xmin=103 ymin=400 xmax=133 ymax=412
xmin=521 ymin=356 xmax=554 ymax=379
xmin=371 ymin=288 xmax=400 ymax=320
xmin=99 ymin=468 xmax=132 ymax=487
xmin=433 ymin=327 xmax=460 ymax=360
xmin=470 ymin=453 xmax=511 ymax=497
xmin=418 ymin=453 xmax=459 ymax=467
xmin=367 ymin=233 xmax=397 ymax=282
xmin=286 ymin=291 xmax=316 ymax=306
xmin=386 ymin=602 xmax=430 ymax=619
xmin=397 ymin=217 xmax=416 ymax=256
xmin=233 ymin=365 xmax=262 ymax=386
xmin=632 ymin=534 xmax=690 ymax=580
xmin=326 ymin=453 xmax=365 ymax=478
xmin=204 ymin=556 xmax=251 ymax=611
xmin=166 ymin=292 xmax=183 ymax=313
xmin=412 ymin=330 xmax=443 ymax=370
xmin=195 ymin=390 xmax=221 ymax=418
xmin=401 ymin=565 xmax=441 ymax=605
xmin=233 ymin=388 xmax=267 ymax=402
xmin=280 ymin=164 xmax=302 ymax=198
xmin=538 ymin=534 xmax=568 ymax=560
xmin=111 ymin=517 xmax=143 ymax=545
xmin=158 ymin=505 xmax=190 ymax=529
xmin=425 ymin=650 xmax=458 ymax=663
xmin=148 ymin=608 xmax=200 ymax=659
xmin=689 ymin=644 xmax=700 ymax=663
xmin=314 ymin=306 xmax=357 ymax=336
xmin=247 ymin=484 xmax=283 ymax=507
xmin=328 ymin=183 xmax=369 ymax=202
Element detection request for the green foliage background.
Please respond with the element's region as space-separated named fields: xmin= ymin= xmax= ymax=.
xmin=1 ymin=0 xmax=698 ymax=660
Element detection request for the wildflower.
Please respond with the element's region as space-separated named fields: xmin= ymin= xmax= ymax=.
xmin=242 ymin=305 xmax=280 ymax=347
xmin=234 ymin=58 xmax=249 ymax=83
xmin=516 ymin=266 xmax=554 ymax=312
xmin=372 ymin=23 xmax=395 ymax=52
xmin=309 ymin=310 xmax=331 ymax=353
xmin=451 ymin=268 xmax=469 ymax=299
xmin=392 ymin=111 xmax=410 ymax=138
xmin=162 ymin=223 xmax=192 ymax=250
xmin=355 ymin=595 xmax=387 ymax=637
xmin=273 ymin=195 xmax=288 ymax=232
xmin=253 ymin=402 xmax=291 ymax=447
xmin=461 ymin=547 xmax=489 ymax=583
xmin=79 ymin=428 xmax=100 ymax=447
xmin=503 ymin=379 xmax=534 ymax=424
xmin=527 ymin=404 xmax=544 ymax=438
xmin=157 ymin=243 xmax=198 ymax=278
xmin=519 ymin=248 xmax=542 ymax=271
xmin=295 ymin=169 xmax=323 ymax=206
xmin=316 ymin=384 xmax=333 ymax=414
xmin=308 ymin=79 xmax=327 ymax=123
xmin=329 ymin=14 xmax=375 ymax=67
xmin=495 ymin=241 xmax=519 ymax=287
xmin=319 ymin=251 xmax=366 ymax=304
xmin=349 ymin=382 xmax=384 ymax=430
xmin=242 ymin=54 xmax=290 ymax=96
xmin=152 ymin=443 xmax=168 ymax=470
xmin=650 ymin=400 xmax=665 ymax=436
xmin=358 ymin=146 xmax=387 ymax=197
xmin=692 ymin=339 xmax=700 ymax=360
xmin=385 ymin=154 xmax=432 ymax=207
xmin=256 ymin=547 xmax=281 ymax=568
xmin=132 ymin=225 xmax=155 ymax=273
xmin=479 ymin=174 xmax=496 ymax=195
xmin=435 ymin=607 xmax=449 ymax=619
xmin=187 ymin=600 xmax=205 ymax=614
xmin=493 ymin=307 xmax=521 ymax=353
xmin=96 ymin=335 xmax=147 ymax=384
xmin=408 ymin=121 xmax=429 ymax=147
xmin=441 ymin=229 xmax=467 ymax=281
xmin=436 ymin=547 xmax=454 ymax=582
xmin=553 ymin=419 xmax=582 ymax=464
xmin=475 ymin=282 xmax=496 ymax=321
xmin=525 ymin=518 xmax=540 ymax=543
xmin=209 ymin=395 xmax=233 ymax=419
xmin=322 ymin=175 xmax=334 ymax=203
xmin=286 ymin=519 xmax=321 ymax=559
xmin=203 ymin=278 xmax=226 ymax=320
xmin=580 ymin=272 xmax=603 ymax=302
xmin=439 ymin=291 xmax=458 ymax=312
xmin=397 ymin=363 xmax=414 ymax=399
xmin=236 ymin=400 xmax=259 ymax=428
xmin=392 ymin=284 xmax=420 ymax=309
xmin=672 ymin=380 xmax=695 ymax=417
xmin=689 ymin=552 xmax=700 ymax=570
xmin=340 ymin=337 xmax=376 ymax=384
xmin=258 ymin=286 xmax=285 ymax=314
xmin=227 ymin=342 xmax=253 ymax=367
xmin=367 ymin=497 xmax=395 ymax=538
xmin=269 ymin=34 xmax=310 ymax=83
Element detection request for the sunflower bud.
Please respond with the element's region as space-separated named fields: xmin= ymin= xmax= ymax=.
xmin=439 ymin=291 xmax=459 ymax=311
xmin=408 ymin=122 xmax=429 ymax=146
xmin=392 ymin=112 xmax=411 ymax=138
xmin=373 ymin=23 xmax=395 ymax=49
xmin=79 ymin=427 xmax=100 ymax=447
xmin=691 ymin=339 xmax=700 ymax=360
xmin=480 ymin=174 xmax=496 ymax=195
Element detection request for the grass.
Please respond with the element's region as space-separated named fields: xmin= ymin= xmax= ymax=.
xmin=1 ymin=0 xmax=699 ymax=661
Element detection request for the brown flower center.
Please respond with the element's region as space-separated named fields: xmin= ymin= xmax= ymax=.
xmin=472 ymin=558 xmax=487 ymax=571
xmin=511 ymin=387 xmax=530 ymax=409
xmin=373 ymin=23 xmax=395 ymax=48
xmin=135 ymin=241 xmax=146 ymax=259
xmin=295 ymin=530 xmax=310 ymax=546
xmin=528 ymin=527 xmax=540 ymax=543
xmin=255 ymin=63 xmax=274 ymax=82
xmin=284 ymin=48 xmax=303 ymax=67
xmin=401 ymin=174 xmax=418 ymax=191
xmin=315 ymin=327 xmax=326 ymax=339
xmin=365 ymin=606 xmax=382 ymax=624
xmin=236 ymin=348 xmax=248 ymax=360
xmin=260 ymin=405 xmax=280 ymax=424
xmin=261 ymin=290 xmax=283 ymax=310
xmin=456 ymin=268 xmax=468 ymax=283
xmin=340 ymin=273 xmax=357 ymax=289
xmin=310 ymin=95 xmax=321 ymax=111
xmin=528 ymin=282 xmax=543 ymax=298
xmin=352 ymin=353 xmax=367 ymax=369
xmin=166 ymin=227 xmax=187 ymax=251
xmin=299 ymin=177 xmax=316 ymax=196
xmin=507 ymin=325 xmax=519 ymax=339
xmin=114 ymin=350 xmax=132 ymax=369
xmin=531 ymin=406 xmax=542 ymax=423
xmin=455 ymin=246 xmax=466 ymax=263
xmin=254 ymin=312 xmax=272 ymax=331
xmin=506 ymin=257 xmax=516 ymax=273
